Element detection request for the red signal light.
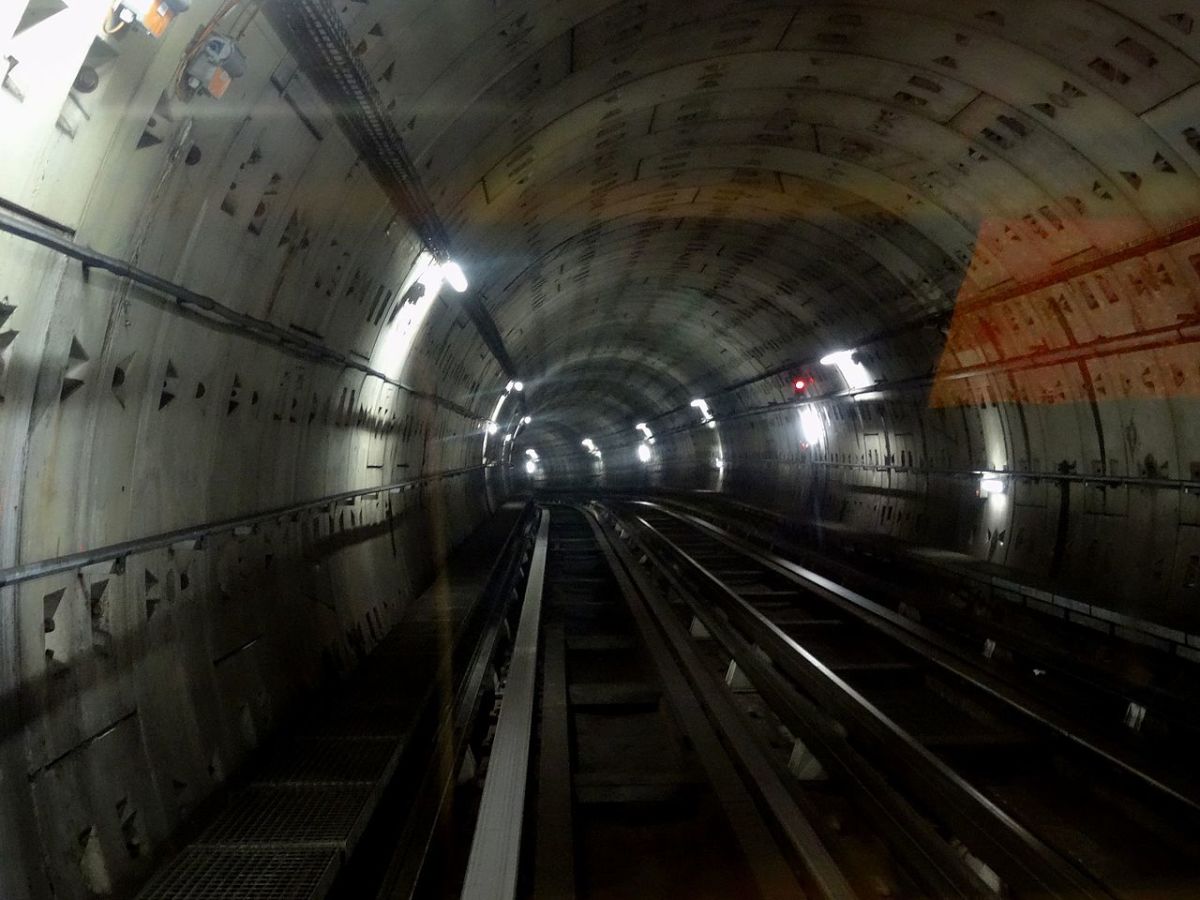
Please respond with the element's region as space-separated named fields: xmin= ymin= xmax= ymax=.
xmin=792 ymin=377 xmax=807 ymax=393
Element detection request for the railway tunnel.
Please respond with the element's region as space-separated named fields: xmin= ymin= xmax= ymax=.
xmin=3 ymin=0 xmax=1200 ymax=897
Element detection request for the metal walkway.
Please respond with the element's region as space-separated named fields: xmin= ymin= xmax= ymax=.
xmin=134 ymin=498 xmax=1200 ymax=899
xmin=136 ymin=505 xmax=534 ymax=900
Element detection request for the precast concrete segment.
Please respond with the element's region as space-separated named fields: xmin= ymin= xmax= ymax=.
xmin=0 ymin=208 xmax=485 ymax=419
xmin=0 ymin=464 xmax=487 ymax=589
xmin=4 ymin=1 xmax=1200 ymax=896
xmin=366 ymin=0 xmax=1200 ymax=627
xmin=263 ymin=0 xmax=452 ymax=259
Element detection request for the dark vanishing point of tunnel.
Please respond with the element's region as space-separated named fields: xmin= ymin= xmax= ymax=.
xmin=3 ymin=0 xmax=1200 ymax=897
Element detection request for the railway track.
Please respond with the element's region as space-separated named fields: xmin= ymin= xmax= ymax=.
xmin=453 ymin=504 xmax=848 ymax=900
xmin=604 ymin=499 xmax=1200 ymax=900
xmin=446 ymin=503 xmax=1020 ymax=899
xmin=137 ymin=499 xmax=1200 ymax=899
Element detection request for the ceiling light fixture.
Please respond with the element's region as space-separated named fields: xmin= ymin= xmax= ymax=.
xmin=820 ymin=350 xmax=873 ymax=391
xmin=690 ymin=398 xmax=716 ymax=427
xmin=440 ymin=260 xmax=468 ymax=293
xmin=797 ymin=406 xmax=823 ymax=448
xmin=418 ymin=263 xmax=443 ymax=295
xmin=979 ymin=474 xmax=1007 ymax=497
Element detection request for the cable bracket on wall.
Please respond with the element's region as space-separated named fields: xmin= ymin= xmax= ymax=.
xmin=0 ymin=206 xmax=480 ymax=419
xmin=264 ymin=0 xmax=517 ymax=377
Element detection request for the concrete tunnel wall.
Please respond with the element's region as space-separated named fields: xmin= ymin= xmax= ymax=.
xmin=0 ymin=2 xmax=504 ymax=895
xmin=3 ymin=0 xmax=1200 ymax=896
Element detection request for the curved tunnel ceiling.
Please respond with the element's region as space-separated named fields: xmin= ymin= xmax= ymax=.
xmin=4 ymin=2 xmax=1200 ymax=896
xmin=352 ymin=0 xmax=1200 ymax=452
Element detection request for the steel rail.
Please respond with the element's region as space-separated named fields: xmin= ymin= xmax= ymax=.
xmin=606 ymin=504 xmax=994 ymax=899
xmin=637 ymin=500 xmax=1200 ymax=818
xmin=0 ymin=464 xmax=488 ymax=590
xmin=460 ymin=512 xmax=549 ymax=900
xmin=585 ymin=505 xmax=854 ymax=900
xmin=622 ymin=509 xmax=1111 ymax=899
xmin=658 ymin=493 xmax=1200 ymax=729
xmin=373 ymin=506 xmax=539 ymax=900
xmin=0 ymin=207 xmax=483 ymax=421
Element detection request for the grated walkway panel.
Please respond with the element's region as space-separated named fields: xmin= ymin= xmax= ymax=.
xmin=135 ymin=505 xmax=530 ymax=900
xmin=137 ymin=847 xmax=340 ymax=899
xmin=197 ymin=785 xmax=375 ymax=848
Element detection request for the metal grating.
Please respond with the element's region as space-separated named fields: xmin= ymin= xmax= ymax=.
xmin=255 ymin=738 xmax=401 ymax=785
xmin=137 ymin=846 xmax=339 ymax=899
xmin=197 ymin=785 xmax=374 ymax=848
